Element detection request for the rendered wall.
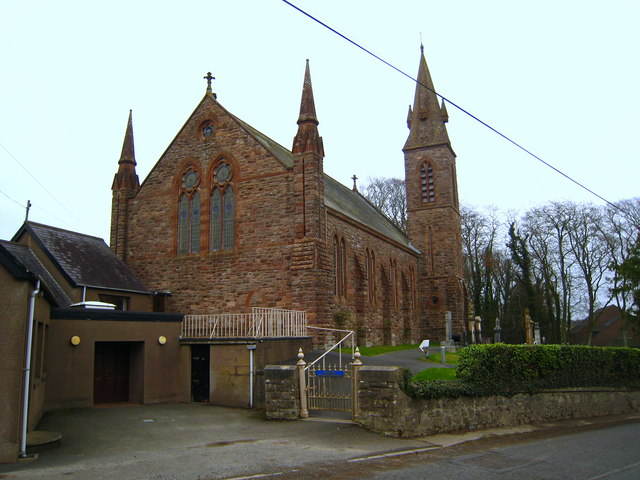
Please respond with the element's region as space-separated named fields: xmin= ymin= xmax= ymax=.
xmin=45 ymin=317 xmax=187 ymax=410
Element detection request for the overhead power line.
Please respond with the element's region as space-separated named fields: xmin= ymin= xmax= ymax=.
xmin=280 ymin=0 xmax=621 ymax=212
xmin=0 ymin=188 xmax=75 ymax=229
xmin=0 ymin=142 xmax=91 ymax=229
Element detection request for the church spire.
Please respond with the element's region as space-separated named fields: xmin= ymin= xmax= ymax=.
xmin=403 ymin=46 xmax=450 ymax=151
xmin=112 ymin=110 xmax=140 ymax=192
xmin=292 ymin=60 xmax=324 ymax=156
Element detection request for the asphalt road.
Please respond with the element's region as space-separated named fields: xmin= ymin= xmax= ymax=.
xmin=279 ymin=415 xmax=640 ymax=479
xmin=363 ymin=419 xmax=640 ymax=479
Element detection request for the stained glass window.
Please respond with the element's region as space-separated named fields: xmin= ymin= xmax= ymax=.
xmin=177 ymin=168 xmax=201 ymax=254
xmin=210 ymin=189 xmax=221 ymax=251
xmin=210 ymin=161 xmax=234 ymax=252
xmin=178 ymin=193 xmax=189 ymax=254
xmin=190 ymin=191 xmax=201 ymax=253
xmin=222 ymin=187 xmax=234 ymax=249
xmin=366 ymin=249 xmax=376 ymax=304
xmin=340 ymin=238 xmax=346 ymax=297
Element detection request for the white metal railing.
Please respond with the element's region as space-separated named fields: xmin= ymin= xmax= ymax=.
xmin=181 ymin=308 xmax=307 ymax=339
xmin=305 ymin=326 xmax=355 ymax=370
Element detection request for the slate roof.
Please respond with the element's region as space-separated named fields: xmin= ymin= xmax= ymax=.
xmin=323 ymin=175 xmax=416 ymax=251
xmin=0 ymin=240 xmax=72 ymax=307
xmin=228 ymin=114 xmax=415 ymax=252
xmin=230 ymin=114 xmax=295 ymax=169
xmin=13 ymin=222 xmax=149 ymax=293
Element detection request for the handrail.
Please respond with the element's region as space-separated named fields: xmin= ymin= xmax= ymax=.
xmin=305 ymin=326 xmax=355 ymax=370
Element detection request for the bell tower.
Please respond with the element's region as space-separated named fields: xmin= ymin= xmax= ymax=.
xmin=404 ymin=46 xmax=465 ymax=339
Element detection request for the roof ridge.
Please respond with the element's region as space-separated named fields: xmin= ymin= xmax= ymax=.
xmin=25 ymin=221 xmax=105 ymax=242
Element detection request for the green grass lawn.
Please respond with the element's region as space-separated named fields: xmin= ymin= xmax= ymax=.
xmin=412 ymin=367 xmax=457 ymax=381
xmin=423 ymin=351 xmax=460 ymax=365
xmin=354 ymin=344 xmax=419 ymax=356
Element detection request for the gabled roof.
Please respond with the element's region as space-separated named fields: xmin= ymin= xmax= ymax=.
xmin=229 ymin=113 xmax=295 ymax=169
xmin=220 ymin=102 xmax=412 ymax=250
xmin=12 ymin=222 xmax=149 ymax=293
xmin=0 ymin=240 xmax=72 ymax=307
xmin=324 ymin=174 xmax=417 ymax=252
xmin=227 ymin=113 xmax=413 ymax=251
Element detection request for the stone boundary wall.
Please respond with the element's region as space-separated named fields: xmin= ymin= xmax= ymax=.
xmin=357 ymin=366 xmax=640 ymax=437
xmin=264 ymin=365 xmax=640 ymax=435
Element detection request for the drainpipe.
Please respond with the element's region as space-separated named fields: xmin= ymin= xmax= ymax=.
xmin=247 ymin=344 xmax=256 ymax=408
xmin=20 ymin=280 xmax=41 ymax=458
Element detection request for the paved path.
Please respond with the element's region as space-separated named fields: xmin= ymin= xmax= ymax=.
xmin=306 ymin=347 xmax=453 ymax=373
xmin=0 ymin=403 xmax=435 ymax=480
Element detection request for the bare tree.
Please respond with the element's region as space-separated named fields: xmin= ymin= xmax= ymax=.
xmin=460 ymin=205 xmax=503 ymax=332
xmin=361 ymin=177 xmax=407 ymax=233
xmin=522 ymin=202 xmax=577 ymax=342
xmin=601 ymin=198 xmax=640 ymax=345
xmin=565 ymin=203 xmax=609 ymax=345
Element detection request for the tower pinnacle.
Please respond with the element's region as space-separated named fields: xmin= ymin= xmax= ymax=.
xmin=292 ymin=60 xmax=324 ymax=155
xmin=112 ymin=110 xmax=140 ymax=192
xmin=403 ymin=46 xmax=450 ymax=151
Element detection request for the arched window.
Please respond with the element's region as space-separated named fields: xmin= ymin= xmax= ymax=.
xmin=420 ymin=161 xmax=435 ymax=203
xmin=390 ymin=258 xmax=398 ymax=307
xmin=409 ymin=266 xmax=417 ymax=310
xmin=365 ymin=248 xmax=376 ymax=304
xmin=333 ymin=235 xmax=347 ymax=298
xmin=211 ymin=161 xmax=234 ymax=251
xmin=177 ymin=167 xmax=201 ymax=254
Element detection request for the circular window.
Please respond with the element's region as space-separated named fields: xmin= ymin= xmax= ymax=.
xmin=203 ymin=124 xmax=214 ymax=138
xmin=214 ymin=163 xmax=232 ymax=185
xmin=182 ymin=170 xmax=199 ymax=190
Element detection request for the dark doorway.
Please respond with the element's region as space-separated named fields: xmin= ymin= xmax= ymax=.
xmin=94 ymin=342 xmax=130 ymax=404
xmin=191 ymin=344 xmax=210 ymax=403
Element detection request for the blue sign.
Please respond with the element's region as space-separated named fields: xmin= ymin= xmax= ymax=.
xmin=315 ymin=370 xmax=345 ymax=377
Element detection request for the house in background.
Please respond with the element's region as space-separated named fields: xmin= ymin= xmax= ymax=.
xmin=570 ymin=305 xmax=640 ymax=347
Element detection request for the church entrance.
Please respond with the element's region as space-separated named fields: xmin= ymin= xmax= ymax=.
xmin=94 ymin=342 xmax=130 ymax=404
xmin=191 ymin=345 xmax=210 ymax=402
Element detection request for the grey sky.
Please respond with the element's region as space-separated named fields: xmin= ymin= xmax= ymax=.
xmin=1 ymin=0 xmax=638 ymax=242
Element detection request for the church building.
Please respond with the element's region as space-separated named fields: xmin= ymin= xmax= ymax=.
xmin=0 ymin=48 xmax=466 ymax=462
xmin=111 ymin=48 xmax=466 ymax=346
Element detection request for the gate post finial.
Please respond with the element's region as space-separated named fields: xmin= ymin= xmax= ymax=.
xmin=297 ymin=348 xmax=309 ymax=419
xmin=353 ymin=347 xmax=362 ymax=366
xmin=352 ymin=347 xmax=362 ymax=422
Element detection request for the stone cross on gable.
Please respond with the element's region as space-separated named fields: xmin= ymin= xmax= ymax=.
xmin=352 ymin=174 xmax=358 ymax=191
xmin=203 ymin=72 xmax=215 ymax=93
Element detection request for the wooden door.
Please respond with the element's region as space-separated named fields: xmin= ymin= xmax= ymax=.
xmin=94 ymin=342 xmax=130 ymax=404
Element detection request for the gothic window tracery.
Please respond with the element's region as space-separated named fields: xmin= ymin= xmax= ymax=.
xmin=420 ymin=161 xmax=435 ymax=203
xmin=390 ymin=258 xmax=398 ymax=307
xmin=333 ymin=235 xmax=347 ymax=298
xmin=210 ymin=160 xmax=234 ymax=251
xmin=177 ymin=166 xmax=201 ymax=254
xmin=365 ymin=248 xmax=376 ymax=304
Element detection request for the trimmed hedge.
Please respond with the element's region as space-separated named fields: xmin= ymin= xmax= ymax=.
xmin=402 ymin=344 xmax=640 ymax=400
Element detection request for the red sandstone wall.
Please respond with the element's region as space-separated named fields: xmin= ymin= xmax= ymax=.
xmin=122 ymin=96 xmax=303 ymax=315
